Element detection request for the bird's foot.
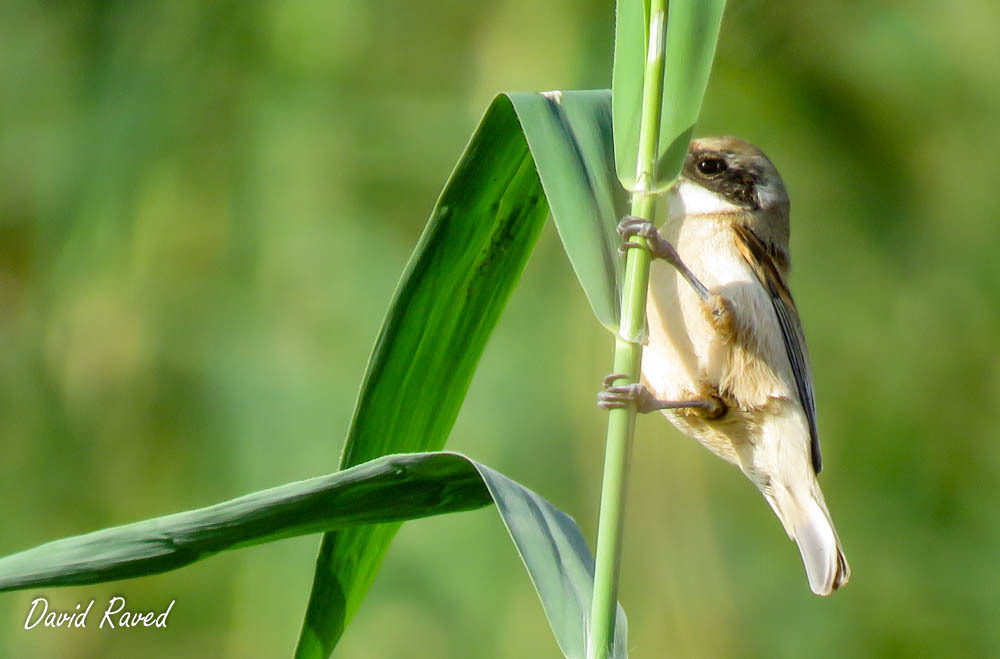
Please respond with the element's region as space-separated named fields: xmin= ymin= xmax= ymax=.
xmin=598 ymin=373 xmax=726 ymax=417
xmin=617 ymin=216 xmax=682 ymax=265
xmin=685 ymin=390 xmax=728 ymax=420
xmin=703 ymin=293 xmax=736 ymax=336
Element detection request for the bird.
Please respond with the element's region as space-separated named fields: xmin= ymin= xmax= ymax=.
xmin=598 ymin=136 xmax=850 ymax=595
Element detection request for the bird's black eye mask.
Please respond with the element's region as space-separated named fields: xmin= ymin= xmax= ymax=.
xmin=684 ymin=151 xmax=762 ymax=210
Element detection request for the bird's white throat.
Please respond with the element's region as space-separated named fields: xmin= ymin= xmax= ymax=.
xmin=670 ymin=179 xmax=742 ymax=217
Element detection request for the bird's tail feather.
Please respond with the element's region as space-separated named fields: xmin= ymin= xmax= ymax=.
xmin=765 ymin=483 xmax=849 ymax=596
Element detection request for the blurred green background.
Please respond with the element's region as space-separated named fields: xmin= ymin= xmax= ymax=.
xmin=1 ymin=0 xmax=998 ymax=657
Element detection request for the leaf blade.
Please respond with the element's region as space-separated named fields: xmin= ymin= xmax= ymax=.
xmin=297 ymin=95 xmax=550 ymax=658
xmin=612 ymin=0 xmax=650 ymax=190
xmin=473 ymin=462 xmax=628 ymax=659
xmin=655 ymin=0 xmax=727 ymax=186
xmin=508 ymin=90 xmax=628 ymax=332
xmin=0 ymin=452 xmax=627 ymax=658
xmin=0 ymin=453 xmax=492 ymax=593
xmin=613 ymin=0 xmax=727 ymax=190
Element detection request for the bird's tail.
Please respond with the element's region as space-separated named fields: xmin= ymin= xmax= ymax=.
xmin=764 ymin=481 xmax=850 ymax=596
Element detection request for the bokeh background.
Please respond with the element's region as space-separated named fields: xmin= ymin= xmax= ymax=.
xmin=2 ymin=0 xmax=998 ymax=657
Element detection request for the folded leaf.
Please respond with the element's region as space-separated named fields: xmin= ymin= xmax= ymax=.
xmin=509 ymin=90 xmax=628 ymax=331
xmin=0 ymin=451 xmax=626 ymax=658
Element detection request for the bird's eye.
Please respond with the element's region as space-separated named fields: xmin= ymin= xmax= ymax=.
xmin=696 ymin=157 xmax=727 ymax=176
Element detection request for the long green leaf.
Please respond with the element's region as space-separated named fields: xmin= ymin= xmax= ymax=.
xmin=611 ymin=0 xmax=649 ymax=191
xmin=0 ymin=451 xmax=626 ymax=658
xmin=509 ymin=91 xmax=627 ymax=332
xmin=298 ymin=92 xmax=629 ymax=658
xmin=296 ymin=95 xmax=549 ymax=659
xmin=613 ymin=0 xmax=726 ymax=191
xmin=0 ymin=453 xmax=491 ymax=592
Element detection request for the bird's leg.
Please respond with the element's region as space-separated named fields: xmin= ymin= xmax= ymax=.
xmin=619 ymin=215 xmax=710 ymax=299
xmin=598 ymin=373 xmax=726 ymax=418
xmin=618 ymin=215 xmax=735 ymax=335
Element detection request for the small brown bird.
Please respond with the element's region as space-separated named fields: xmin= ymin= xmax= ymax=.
xmin=599 ymin=136 xmax=849 ymax=595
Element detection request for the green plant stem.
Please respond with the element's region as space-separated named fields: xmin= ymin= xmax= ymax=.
xmin=588 ymin=1 xmax=668 ymax=657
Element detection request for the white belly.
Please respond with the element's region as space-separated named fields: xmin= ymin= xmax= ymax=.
xmin=640 ymin=213 xmax=797 ymax=465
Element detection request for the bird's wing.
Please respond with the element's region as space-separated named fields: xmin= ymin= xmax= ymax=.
xmin=732 ymin=224 xmax=822 ymax=474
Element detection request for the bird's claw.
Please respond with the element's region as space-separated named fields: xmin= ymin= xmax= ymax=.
xmin=602 ymin=372 xmax=629 ymax=388
xmin=616 ymin=216 xmax=682 ymax=266
xmin=597 ymin=374 xmax=660 ymax=414
xmin=704 ymin=293 xmax=735 ymax=335
xmin=617 ymin=242 xmax=645 ymax=257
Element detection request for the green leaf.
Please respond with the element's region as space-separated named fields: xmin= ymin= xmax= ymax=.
xmin=0 ymin=453 xmax=492 ymax=592
xmin=298 ymin=91 xmax=629 ymax=658
xmin=509 ymin=91 xmax=628 ymax=332
xmin=0 ymin=451 xmax=626 ymax=659
xmin=296 ymin=95 xmax=549 ymax=659
xmin=612 ymin=0 xmax=650 ymax=190
xmin=474 ymin=461 xmax=627 ymax=659
xmin=613 ymin=0 xmax=727 ymax=190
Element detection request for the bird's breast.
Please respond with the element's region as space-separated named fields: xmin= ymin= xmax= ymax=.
xmin=642 ymin=217 xmax=793 ymax=411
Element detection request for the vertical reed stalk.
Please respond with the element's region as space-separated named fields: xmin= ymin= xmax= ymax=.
xmin=588 ymin=1 xmax=668 ymax=656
